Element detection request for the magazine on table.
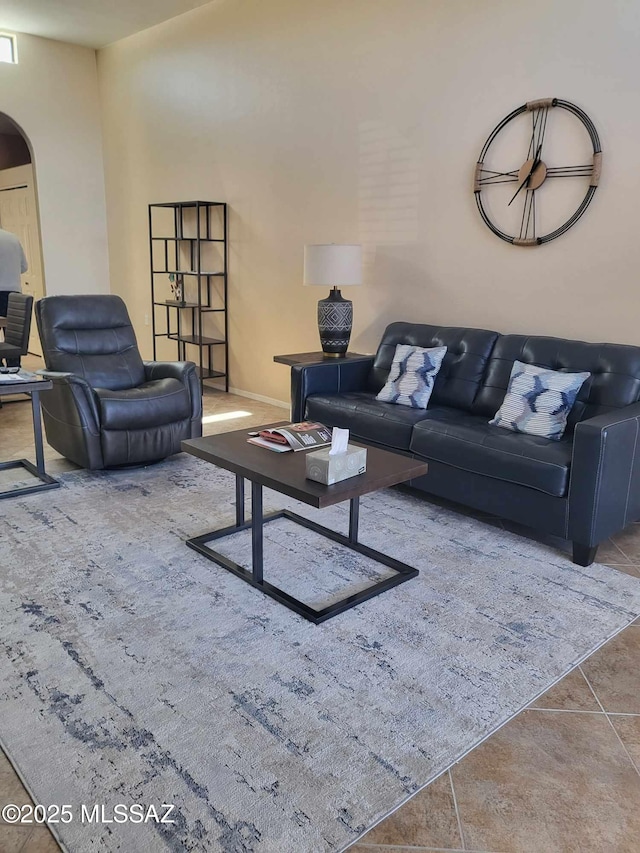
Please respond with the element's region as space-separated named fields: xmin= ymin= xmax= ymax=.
xmin=247 ymin=422 xmax=332 ymax=452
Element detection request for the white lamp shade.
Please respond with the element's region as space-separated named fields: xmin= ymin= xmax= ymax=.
xmin=303 ymin=244 xmax=362 ymax=286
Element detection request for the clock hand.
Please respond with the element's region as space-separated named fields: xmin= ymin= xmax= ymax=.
xmin=507 ymin=173 xmax=533 ymax=206
xmin=507 ymin=144 xmax=542 ymax=206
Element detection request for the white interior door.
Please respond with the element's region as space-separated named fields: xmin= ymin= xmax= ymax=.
xmin=0 ymin=176 xmax=45 ymax=356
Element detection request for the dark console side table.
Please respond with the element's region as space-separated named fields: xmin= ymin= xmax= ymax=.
xmin=274 ymin=351 xmax=371 ymax=367
xmin=0 ymin=377 xmax=60 ymax=499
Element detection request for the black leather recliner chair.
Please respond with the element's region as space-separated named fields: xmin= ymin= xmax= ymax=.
xmin=35 ymin=294 xmax=202 ymax=469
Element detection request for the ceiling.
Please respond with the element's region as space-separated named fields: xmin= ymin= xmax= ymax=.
xmin=0 ymin=0 xmax=215 ymax=49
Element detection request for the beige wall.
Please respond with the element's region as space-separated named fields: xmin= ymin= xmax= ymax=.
xmin=98 ymin=0 xmax=640 ymax=404
xmin=0 ymin=33 xmax=109 ymax=296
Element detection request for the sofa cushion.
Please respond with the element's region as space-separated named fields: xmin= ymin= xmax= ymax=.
xmin=489 ymin=361 xmax=590 ymax=440
xmin=376 ymin=344 xmax=447 ymax=408
xmin=94 ymin=378 xmax=191 ymax=430
xmin=473 ymin=334 xmax=640 ymax=429
xmin=410 ymin=407 xmax=573 ymax=497
xmin=306 ymin=392 xmax=431 ymax=451
xmin=369 ymin=322 xmax=499 ymax=412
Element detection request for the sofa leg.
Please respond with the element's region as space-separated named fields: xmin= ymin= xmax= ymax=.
xmin=572 ymin=542 xmax=598 ymax=566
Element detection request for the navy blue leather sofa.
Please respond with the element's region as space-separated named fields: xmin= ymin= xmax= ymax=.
xmin=291 ymin=322 xmax=640 ymax=566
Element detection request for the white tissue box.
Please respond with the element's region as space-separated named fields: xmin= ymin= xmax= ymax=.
xmin=305 ymin=445 xmax=367 ymax=485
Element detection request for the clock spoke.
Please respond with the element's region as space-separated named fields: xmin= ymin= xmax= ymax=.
xmin=518 ymin=189 xmax=536 ymax=242
xmin=527 ymin=106 xmax=550 ymax=159
xmin=479 ymin=169 xmax=519 ymax=177
xmin=536 ymin=107 xmax=549 ymax=153
xmin=546 ymin=152 xmax=602 ymax=185
xmin=532 ymin=192 xmax=536 ymax=240
xmin=478 ymin=168 xmax=519 ymax=185
xmin=473 ymin=163 xmax=519 ymax=191
xmin=547 ymin=164 xmax=593 ymax=177
xmin=527 ymin=111 xmax=539 ymax=159
xmin=479 ymin=178 xmax=520 ymax=185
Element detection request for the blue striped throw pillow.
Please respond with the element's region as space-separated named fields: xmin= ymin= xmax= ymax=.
xmin=489 ymin=360 xmax=590 ymax=440
xmin=376 ymin=344 xmax=447 ymax=409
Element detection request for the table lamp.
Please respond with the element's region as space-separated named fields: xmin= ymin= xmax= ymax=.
xmin=303 ymin=244 xmax=362 ymax=357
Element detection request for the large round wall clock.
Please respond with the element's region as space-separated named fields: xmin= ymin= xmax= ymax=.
xmin=474 ymin=98 xmax=602 ymax=246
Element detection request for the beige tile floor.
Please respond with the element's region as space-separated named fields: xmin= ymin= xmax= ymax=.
xmin=1 ymin=357 xmax=640 ymax=852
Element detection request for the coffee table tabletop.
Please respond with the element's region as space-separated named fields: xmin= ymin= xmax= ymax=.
xmin=182 ymin=423 xmax=428 ymax=508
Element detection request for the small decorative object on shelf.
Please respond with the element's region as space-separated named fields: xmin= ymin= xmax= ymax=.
xmin=168 ymin=274 xmax=185 ymax=306
xmin=149 ymin=201 xmax=228 ymax=390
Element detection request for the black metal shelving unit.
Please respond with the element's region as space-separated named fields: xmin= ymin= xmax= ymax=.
xmin=149 ymin=201 xmax=228 ymax=391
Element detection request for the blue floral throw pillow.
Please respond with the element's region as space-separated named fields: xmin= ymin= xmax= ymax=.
xmin=489 ymin=360 xmax=590 ymax=440
xmin=376 ymin=344 xmax=447 ymax=409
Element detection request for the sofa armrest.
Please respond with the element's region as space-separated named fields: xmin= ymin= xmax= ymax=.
xmin=290 ymin=357 xmax=374 ymax=421
xmin=144 ymin=360 xmax=203 ymax=433
xmin=38 ymin=370 xmax=101 ymax=433
xmin=568 ymin=402 xmax=640 ymax=546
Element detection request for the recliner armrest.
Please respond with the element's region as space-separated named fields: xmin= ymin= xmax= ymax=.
xmin=35 ymin=369 xmax=104 ymax=468
xmin=37 ymin=370 xmax=72 ymax=377
xmin=37 ymin=370 xmax=100 ymax=436
xmin=144 ymin=360 xmax=197 ymax=383
xmin=37 ymin=370 xmax=101 ymax=433
xmin=290 ymin=357 xmax=374 ymax=422
xmin=143 ymin=360 xmax=202 ymax=433
xmin=568 ymin=402 xmax=640 ymax=545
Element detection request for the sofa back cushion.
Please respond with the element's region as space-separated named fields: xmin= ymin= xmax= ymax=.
xmin=473 ymin=334 xmax=640 ymax=427
xmin=369 ymin=322 xmax=500 ymax=411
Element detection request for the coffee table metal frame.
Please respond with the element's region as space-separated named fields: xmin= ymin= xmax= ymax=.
xmin=187 ymin=476 xmax=419 ymax=624
xmin=187 ymin=475 xmax=419 ymax=624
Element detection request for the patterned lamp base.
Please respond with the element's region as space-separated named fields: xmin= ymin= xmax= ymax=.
xmin=317 ymin=288 xmax=353 ymax=356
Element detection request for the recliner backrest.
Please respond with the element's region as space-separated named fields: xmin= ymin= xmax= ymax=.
xmin=4 ymin=292 xmax=33 ymax=354
xmin=36 ymin=295 xmax=145 ymax=390
xmin=369 ymin=322 xmax=500 ymax=411
xmin=472 ymin=334 xmax=640 ymax=427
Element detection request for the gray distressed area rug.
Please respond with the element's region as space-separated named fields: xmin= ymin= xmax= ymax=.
xmin=1 ymin=455 xmax=640 ymax=853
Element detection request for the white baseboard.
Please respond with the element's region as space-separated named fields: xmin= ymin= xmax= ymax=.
xmin=228 ymin=386 xmax=289 ymax=410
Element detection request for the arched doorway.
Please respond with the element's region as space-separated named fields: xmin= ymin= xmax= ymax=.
xmin=0 ymin=112 xmax=45 ymax=355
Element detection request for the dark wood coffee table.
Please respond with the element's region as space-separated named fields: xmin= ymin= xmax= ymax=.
xmin=182 ymin=425 xmax=428 ymax=624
